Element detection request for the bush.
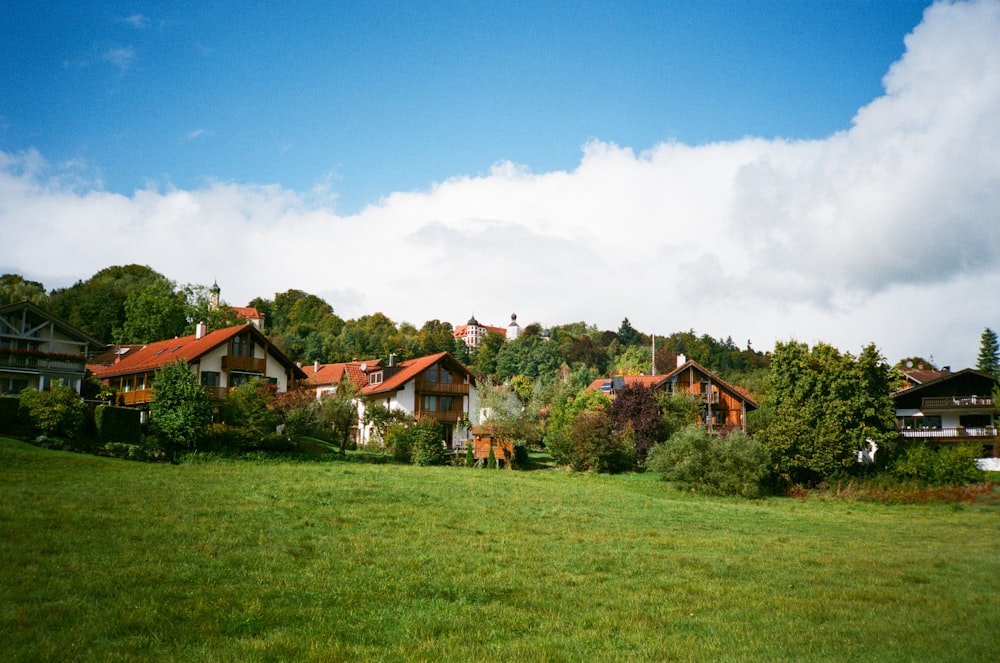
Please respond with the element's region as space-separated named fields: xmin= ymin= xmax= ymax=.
xmin=384 ymin=424 xmax=413 ymax=463
xmin=18 ymin=385 xmax=87 ymax=439
xmin=647 ymin=426 xmax=771 ymax=497
xmin=0 ymin=395 xmax=20 ymax=425
xmin=94 ymin=404 xmax=142 ymax=444
xmin=891 ymin=443 xmax=986 ymax=486
xmin=384 ymin=419 xmax=447 ymax=466
xmin=549 ymin=408 xmax=635 ymax=473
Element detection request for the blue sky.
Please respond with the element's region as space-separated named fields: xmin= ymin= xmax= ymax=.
xmin=3 ymin=1 xmax=1000 ymax=370
xmin=3 ymin=1 xmax=927 ymax=212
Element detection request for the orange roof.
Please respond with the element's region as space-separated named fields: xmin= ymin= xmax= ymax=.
xmin=231 ymin=306 xmax=264 ymax=320
xmin=362 ymin=352 xmax=472 ymax=396
xmin=587 ymin=374 xmax=669 ymax=392
xmin=303 ymin=359 xmax=380 ymax=390
xmin=453 ymin=324 xmax=507 ymax=339
xmin=89 ymin=324 xmax=305 ymax=380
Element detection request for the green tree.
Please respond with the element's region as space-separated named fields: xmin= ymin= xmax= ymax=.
xmin=181 ymin=284 xmax=242 ymax=333
xmin=418 ymin=320 xmax=456 ymax=356
xmin=471 ymin=330 xmax=506 ymax=377
xmin=647 ymin=426 xmax=771 ymax=497
xmin=120 ymin=280 xmax=188 ymax=343
xmin=755 ymin=341 xmax=899 ymax=484
xmin=617 ymin=317 xmax=641 ymax=347
xmin=495 ymin=334 xmax=562 ymax=382
xmin=149 ymin=360 xmax=214 ymax=450
xmin=222 ymin=381 xmax=279 ymax=439
xmin=19 ymin=384 xmax=86 ymax=438
xmin=317 ymin=381 xmax=360 ymax=454
xmin=0 ymin=273 xmax=48 ymax=306
xmin=48 ymin=264 xmax=170 ymax=343
xmin=976 ymin=328 xmax=999 ymax=377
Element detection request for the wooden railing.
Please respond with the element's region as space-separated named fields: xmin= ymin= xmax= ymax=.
xmin=118 ymin=389 xmax=154 ymax=406
xmin=415 ymin=377 xmax=469 ymax=395
xmin=222 ymin=355 xmax=266 ymax=373
xmin=921 ymin=396 xmax=993 ymax=409
xmin=202 ymin=386 xmax=229 ymax=401
xmin=415 ymin=410 xmax=465 ymax=423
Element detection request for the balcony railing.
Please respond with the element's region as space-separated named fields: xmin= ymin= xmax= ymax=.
xmin=921 ymin=396 xmax=993 ymax=410
xmin=222 ymin=355 xmax=266 ymax=373
xmin=415 ymin=410 xmax=465 ymax=423
xmin=118 ymin=389 xmax=154 ymax=406
xmin=415 ymin=377 xmax=470 ymax=395
xmin=0 ymin=354 xmax=86 ymax=372
xmin=203 ymin=386 xmax=229 ymax=401
xmin=900 ymin=426 xmax=997 ymax=438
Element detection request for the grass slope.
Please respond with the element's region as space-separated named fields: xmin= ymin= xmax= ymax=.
xmin=2 ymin=436 xmax=999 ymax=662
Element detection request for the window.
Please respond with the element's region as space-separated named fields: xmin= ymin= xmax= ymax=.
xmin=201 ymin=371 xmax=220 ymax=387
xmin=231 ymin=334 xmax=252 ymax=358
xmin=229 ymin=372 xmax=261 ymax=387
xmin=900 ymin=415 xmax=942 ymax=430
xmin=425 ymin=364 xmax=454 ymax=383
xmin=368 ymin=371 xmax=383 ymax=386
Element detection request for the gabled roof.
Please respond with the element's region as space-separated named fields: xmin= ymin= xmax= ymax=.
xmin=902 ymin=368 xmax=943 ymax=386
xmin=362 ymin=352 xmax=472 ymax=396
xmin=89 ymin=344 xmax=145 ymax=367
xmin=664 ymin=359 xmax=759 ymax=409
xmin=0 ymin=300 xmax=105 ymax=350
xmin=587 ymin=359 xmax=758 ymax=409
xmin=231 ymin=306 xmax=264 ymax=321
xmin=893 ymin=367 xmax=997 ymax=398
xmin=89 ymin=324 xmax=306 ymax=380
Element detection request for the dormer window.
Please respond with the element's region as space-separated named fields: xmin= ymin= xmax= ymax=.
xmin=368 ymin=371 xmax=383 ymax=386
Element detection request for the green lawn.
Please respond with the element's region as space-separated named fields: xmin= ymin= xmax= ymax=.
xmin=2 ymin=436 xmax=999 ymax=662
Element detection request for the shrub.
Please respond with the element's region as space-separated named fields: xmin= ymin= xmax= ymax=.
xmin=19 ymin=384 xmax=87 ymax=439
xmin=94 ymin=404 xmax=142 ymax=444
xmin=550 ymin=408 xmax=635 ymax=473
xmin=891 ymin=443 xmax=986 ymax=486
xmin=647 ymin=426 xmax=771 ymax=497
xmin=384 ymin=424 xmax=413 ymax=463
xmin=409 ymin=419 xmax=446 ymax=466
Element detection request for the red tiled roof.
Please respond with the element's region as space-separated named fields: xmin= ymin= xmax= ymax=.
xmin=303 ymin=359 xmax=380 ymax=390
xmin=587 ymin=374 xmax=669 ymax=392
xmin=88 ymin=324 xmax=305 ymax=380
xmin=231 ymin=306 xmax=264 ymax=320
xmin=89 ymin=344 xmax=144 ymax=367
xmin=453 ymin=324 xmax=507 ymax=339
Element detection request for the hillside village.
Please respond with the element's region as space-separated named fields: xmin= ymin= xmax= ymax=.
xmin=1 ymin=267 xmax=997 ymax=489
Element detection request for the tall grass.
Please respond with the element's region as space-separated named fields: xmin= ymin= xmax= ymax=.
xmin=2 ymin=436 xmax=998 ymax=661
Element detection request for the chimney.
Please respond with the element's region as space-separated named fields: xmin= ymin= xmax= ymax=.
xmin=314 ymin=360 xmax=320 ymax=373
xmin=677 ymin=353 xmax=686 ymax=368
xmin=389 ymin=353 xmax=397 ymax=367
xmin=196 ymin=321 xmax=207 ymax=339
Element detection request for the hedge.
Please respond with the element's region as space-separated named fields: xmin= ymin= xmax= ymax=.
xmin=94 ymin=404 xmax=142 ymax=445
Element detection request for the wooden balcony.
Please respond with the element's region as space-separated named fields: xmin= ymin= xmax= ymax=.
xmin=221 ymin=355 xmax=266 ymax=373
xmin=203 ymin=386 xmax=229 ymax=401
xmin=118 ymin=389 xmax=154 ymax=406
xmin=415 ymin=377 xmax=469 ymax=395
xmin=416 ymin=410 xmax=465 ymax=423
xmin=900 ymin=426 xmax=997 ymax=439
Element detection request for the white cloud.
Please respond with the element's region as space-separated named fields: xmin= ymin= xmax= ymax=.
xmin=101 ymin=46 xmax=136 ymax=72
xmin=3 ymin=0 xmax=1000 ymax=369
xmin=120 ymin=14 xmax=150 ymax=29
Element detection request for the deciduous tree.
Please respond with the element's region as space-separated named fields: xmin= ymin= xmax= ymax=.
xmin=150 ymin=360 xmax=214 ymax=450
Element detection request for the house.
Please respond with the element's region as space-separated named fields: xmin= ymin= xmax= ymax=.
xmin=899 ymin=365 xmax=944 ymax=390
xmin=356 ymin=351 xmax=479 ymax=449
xmin=893 ymin=368 xmax=998 ymax=456
xmin=89 ymin=323 xmax=306 ymax=409
xmin=453 ymin=315 xmax=507 ymax=350
xmin=0 ymin=301 xmax=104 ymax=395
xmin=588 ymin=355 xmax=758 ymax=432
xmin=301 ymin=359 xmax=380 ymax=400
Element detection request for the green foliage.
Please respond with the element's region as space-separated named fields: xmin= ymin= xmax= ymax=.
xmin=647 ymin=427 xmax=772 ymax=497
xmin=149 ymin=360 xmax=214 ymax=449
xmin=221 ymin=381 xmax=279 ymax=439
xmin=617 ymin=317 xmax=641 ymax=347
xmin=471 ymin=330 xmax=506 ymax=376
xmin=976 ymin=328 xmax=999 ymax=377
xmin=48 ymin=264 xmax=172 ymax=343
xmin=316 ymin=382 xmax=360 ymax=454
xmin=384 ymin=424 xmax=413 ymax=462
xmin=0 ymin=273 xmax=48 ymax=306
xmin=94 ymin=404 xmax=142 ymax=444
xmin=362 ymin=403 xmax=414 ymax=447
xmin=119 ymin=279 xmax=187 ymax=343
xmin=755 ymin=341 xmax=899 ymax=484
xmin=487 ymin=439 xmax=497 ymax=469
xmin=383 ymin=418 xmax=446 ymax=466
xmin=549 ymin=407 xmax=635 ymax=473
xmin=891 ymin=443 xmax=986 ymax=486
xmin=18 ymin=384 xmax=87 ymax=438
xmin=495 ymin=333 xmax=562 ymax=382
xmin=657 ymin=391 xmax=704 ymax=440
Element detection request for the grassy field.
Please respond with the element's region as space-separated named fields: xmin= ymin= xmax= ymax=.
xmin=2 ymin=436 xmax=999 ymax=662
